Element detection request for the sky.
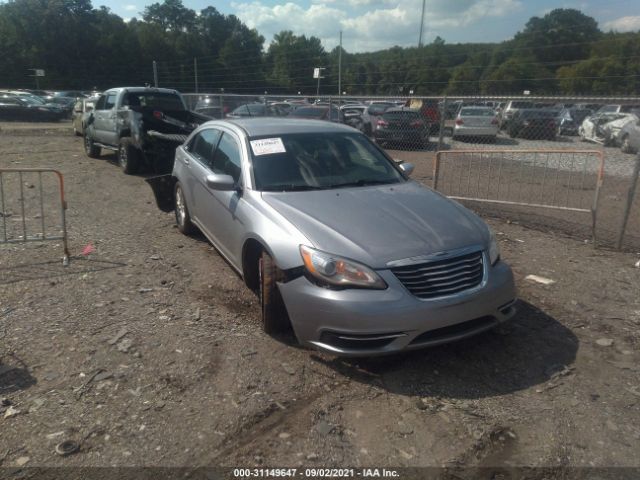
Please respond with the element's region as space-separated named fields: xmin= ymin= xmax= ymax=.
xmin=103 ymin=0 xmax=640 ymax=52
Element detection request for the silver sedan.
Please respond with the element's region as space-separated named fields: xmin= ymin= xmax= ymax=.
xmin=148 ymin=118 xmax=517 ymax=356
xmin=453 ymin=106 xmax=499 ymax=141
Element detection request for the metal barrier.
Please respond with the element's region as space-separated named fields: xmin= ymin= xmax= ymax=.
xmin=432 ymin=149 xmax=605 ymax=240
xmin=0 ymin=168 xmax=70 ymax=265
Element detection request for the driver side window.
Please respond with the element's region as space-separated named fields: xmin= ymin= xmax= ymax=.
xmin=211 ymin=133 xmax=242 ymax=183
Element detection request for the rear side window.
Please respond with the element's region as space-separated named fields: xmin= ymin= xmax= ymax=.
xmin=95 ymin=95 xmax=106 ymax=110
xmin=211 ymin=133 xmax=242 ymax=182
xmin=189 ymin=129 xmax=221 ymax=166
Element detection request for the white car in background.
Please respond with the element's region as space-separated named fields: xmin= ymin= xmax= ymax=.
xmin=340 ymin=104 xmax=369 ymax=133
xmin=618 ymin=115 xmax=640 ymax=153
xmin=579 ymin=113 xmax=638 ymax=147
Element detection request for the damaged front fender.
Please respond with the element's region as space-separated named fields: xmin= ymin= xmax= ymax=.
xmin=145 ymin=174 xmax=176 ymax=212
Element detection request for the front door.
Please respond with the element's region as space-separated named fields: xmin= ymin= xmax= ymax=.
xmin=193 ymin=130 xmax=246 ymax=267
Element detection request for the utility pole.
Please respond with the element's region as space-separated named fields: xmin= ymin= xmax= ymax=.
xmin=418 ymin=0 xmax=426 ymax=47
xmin=194 ymin=57 xmax=199 ymax=93
xmin=338 ymin=30 xmax=342 ymax=100
xmin=153 ymin=60 xmax=158 ymax=87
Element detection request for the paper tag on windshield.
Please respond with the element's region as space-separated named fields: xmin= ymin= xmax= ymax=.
xmin=250 ymin=138 xmax=286 ymax=156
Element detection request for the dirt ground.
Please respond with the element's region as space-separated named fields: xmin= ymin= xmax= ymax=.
xmin=1 ymin=123 xmax=639 ymax=476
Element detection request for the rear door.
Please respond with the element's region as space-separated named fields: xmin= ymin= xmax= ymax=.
xmin=179 ymin=128 xmax=222 ymax=220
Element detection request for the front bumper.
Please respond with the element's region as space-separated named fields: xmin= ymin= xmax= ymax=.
xmin=278 ymin=261 xmax=517 ymax=356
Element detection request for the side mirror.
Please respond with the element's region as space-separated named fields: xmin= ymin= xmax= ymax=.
xmin=398 ymin=162 xmax=414 ymax=176
xmin=205 ymin=173 xmax=236 ymax=191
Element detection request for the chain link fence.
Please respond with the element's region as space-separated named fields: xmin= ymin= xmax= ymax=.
xmin=180 ymin=92 xmax=640 ymax=251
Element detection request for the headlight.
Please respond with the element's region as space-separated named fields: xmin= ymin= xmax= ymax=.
xmin=489 ymin=229 xmax=500 ymax=265
xmin=299 ymin=245 xmax=387 ymax=289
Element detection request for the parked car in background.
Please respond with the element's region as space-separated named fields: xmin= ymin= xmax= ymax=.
xmin=146 ymin=118 xmax=516 ymax=356
xmin=618 ymin=115 xmax=640 ymax=153
xmin=405 ymin=98 xmax=440 ymax=132
xmin=579 ymin=113 xmax=638 ymax=147
xmin=0 ymin=95 xmax=66 ymax=121
xmin=452 ymin=106 xmax=499 ymax=142
xmin=288 ymin=105 xmax=343 ymax=123
xmin=499 ymin=101 xmax=534 ymax=130
xmin=226 ymin=103 xmax=283 ymax=119
xmin=363 ymin=103 xmax=394 ymax=134
xmin=374 ymin=108 xmax=430 ymax=147
xmin=507 ymin=109 xmax=557 ymax=140
xmin=556 ymin=108 xmax=593 ymax=136
xmin=340 ymin=104 xmax=369 ymax=133
xmin=269 ymin=102 xmax=293 ymax=116
xmin=194 ymin=95 xmax=259 ymax=119
xmin=595 ymin=104 xmax=640 ymax=115
xmin=72 ymin=96 xmax=98 ymax=136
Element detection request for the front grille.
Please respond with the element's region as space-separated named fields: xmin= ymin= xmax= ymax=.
xmin=391 ymin=250 xmax=484 ymax=299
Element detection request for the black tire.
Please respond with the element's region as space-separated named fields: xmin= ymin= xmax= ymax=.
xmin=259 ymin=251 xmax=290 ymax=335
xmin=118 ymin=137 xmax=141 ymax=175
xmin=174 ymin=182 xmax=195 ymax=235
xmin=621 ymin=135 xmax=633 ymax=154
xmin=84 ymin=133 xmax=100 ymax=158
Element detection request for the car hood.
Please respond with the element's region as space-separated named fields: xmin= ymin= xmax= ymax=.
xmin=262 ymin=181 xmax=488 ymax=269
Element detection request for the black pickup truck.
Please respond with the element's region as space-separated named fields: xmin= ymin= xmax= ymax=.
xmin=83 ymin=87 xmax=209 ymax=174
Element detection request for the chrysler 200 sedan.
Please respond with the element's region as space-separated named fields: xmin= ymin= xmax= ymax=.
xmin=148 ymin=118 xmax=517 ymax=356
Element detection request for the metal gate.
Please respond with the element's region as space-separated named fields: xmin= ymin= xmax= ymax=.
xmin=432 ymin=149 xmax=605 ymax=239
xmin=0 ymin=168 xmax=70 ymax=265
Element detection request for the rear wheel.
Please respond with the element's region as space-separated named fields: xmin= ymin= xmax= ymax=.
xmin=84 ymin=133 xmax=100 ymax=158
xmin=621 ymin=135 xmax=632 ymax=153
xmin=259 ymin=251 xmax=290 ymax=335
xmin=174 ymin=182 xmax=195 ymax=235
xmin=118 ymin=137 xmax=142 ymax=175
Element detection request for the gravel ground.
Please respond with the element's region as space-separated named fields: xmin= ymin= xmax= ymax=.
xmin=1 ymin=123 xmax=640 ymax=475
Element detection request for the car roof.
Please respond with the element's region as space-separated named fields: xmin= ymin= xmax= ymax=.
xmin=211 ymin=118 xmax=355 ymax=137
xmin=104 ymin=87 xmax=180 ymax=95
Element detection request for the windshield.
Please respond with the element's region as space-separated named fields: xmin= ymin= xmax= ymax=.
xmin=250 ymin=132 xmax=405 ymax=192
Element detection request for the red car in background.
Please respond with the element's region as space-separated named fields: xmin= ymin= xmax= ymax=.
xmin=405 ymin=97 xmax=441 ymax=133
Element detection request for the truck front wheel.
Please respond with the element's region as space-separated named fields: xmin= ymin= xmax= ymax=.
xmin=84 ymin=134 xmax=100 ymax=158
xmin=118 ymin=137 xmax=141 ymax=175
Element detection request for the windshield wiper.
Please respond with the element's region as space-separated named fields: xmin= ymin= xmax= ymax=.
xmin=327 ymin=179 xmax=395 ymax=189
